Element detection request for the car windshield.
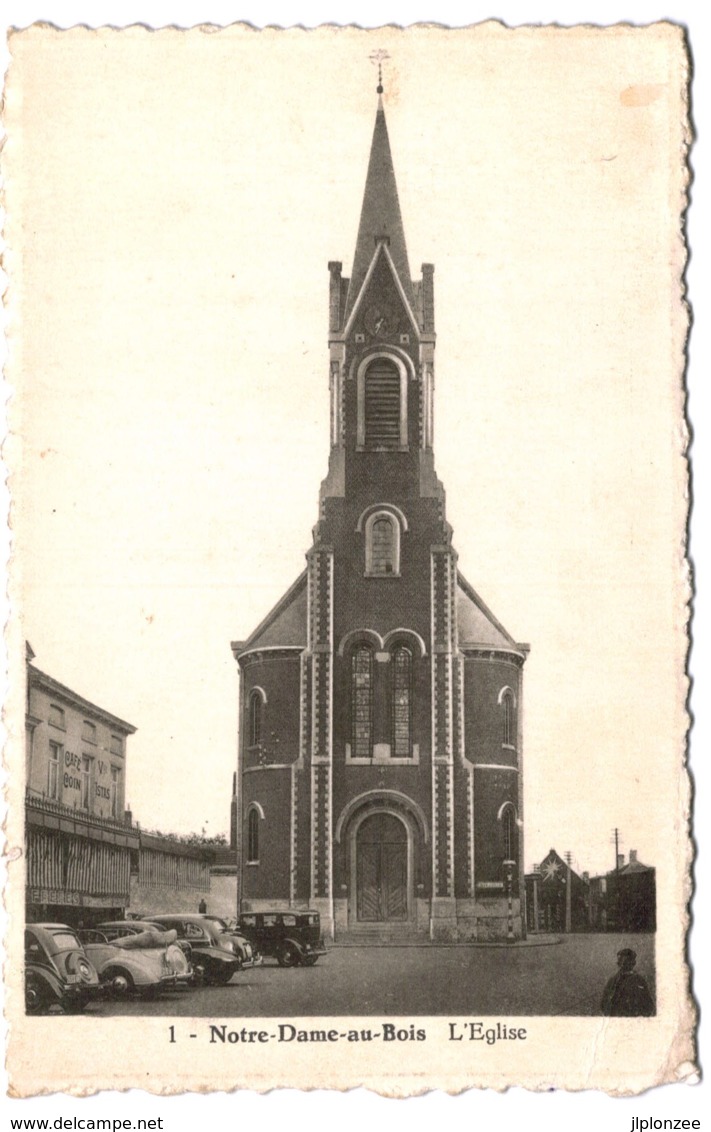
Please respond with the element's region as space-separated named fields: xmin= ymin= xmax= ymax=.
xmin=50 ymin=931 xmax=82 ymax=950
xmin=204 ymin=917 xmax=229 ymax=929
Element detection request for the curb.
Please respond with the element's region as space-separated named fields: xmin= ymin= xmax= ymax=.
xmin=329 ymin=936 xmax=564 ymax=950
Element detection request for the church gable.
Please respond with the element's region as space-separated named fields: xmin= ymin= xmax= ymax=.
xmin=456 ymin=572 xmax=523 ymax=652
xmin=239 ymin=571 xmax=307 ymax=652
xmin=348 ymin=245 xmax=420 ymax=342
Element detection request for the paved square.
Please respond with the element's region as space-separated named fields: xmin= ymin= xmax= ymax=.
xmin=92 ymin=933 xmax=655 ymax=1018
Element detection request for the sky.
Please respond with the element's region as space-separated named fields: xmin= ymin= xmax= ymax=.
xmin=7 ymin=20 xmax=690 ymax=882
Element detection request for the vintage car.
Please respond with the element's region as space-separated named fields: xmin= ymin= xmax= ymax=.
xmin=25 ymin=923 xmax=102 ymax=1014
xmin=146 ymin=915 xmax=243 ymax=985
xmin=94 ymin=921 xmax=194 ymax=987
xmin=79 ymin=925 xmax=191 ymax=996
xmin=196 ymin=915 xmax=262 ymax=968
xmin=237 ymin=910 xmax=327 ymax=967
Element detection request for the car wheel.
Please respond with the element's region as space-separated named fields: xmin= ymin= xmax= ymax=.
xmin=25 ymin=974 xmax=51 ymax=1014
xmin=207 ymin=966 xmax=235 ymax=986
xmin=103 ymin=967 xmax=135 ymax=996
xmin=277 ymin=944 xmax=300 ymax=968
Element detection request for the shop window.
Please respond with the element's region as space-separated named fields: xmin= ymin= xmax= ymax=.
xmin=351 ymin=645 xmax=374 ymax=758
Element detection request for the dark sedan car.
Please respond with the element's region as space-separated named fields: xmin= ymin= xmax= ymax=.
xmin=237 ymin=910 xmax=327 ymax=967
xmin=25 ymin=923 xmax=101 ymax=1014
xmin=146 ymin=915 xmax=242 ymax=986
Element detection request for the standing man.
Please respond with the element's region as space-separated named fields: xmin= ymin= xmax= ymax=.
xmin=601 ymin=948 xmax=655 ymax=1016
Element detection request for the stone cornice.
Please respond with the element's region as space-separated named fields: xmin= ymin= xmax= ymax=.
xmin=239 ymin=647 xmax=305 ymax=668
xmin=460 ymin=648 xmax=526 ymax=667
xmin=28 ymin=667 xmax=137 ymax=734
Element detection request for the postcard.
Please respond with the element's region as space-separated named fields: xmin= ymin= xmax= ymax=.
xmin=3 ymin=21 xmax=694 ymax=1095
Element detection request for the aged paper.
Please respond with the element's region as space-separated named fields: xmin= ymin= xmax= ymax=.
xmin=3 ymin=22 xmax=693 ymax=1096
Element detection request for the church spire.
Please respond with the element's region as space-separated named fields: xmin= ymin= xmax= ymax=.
xmin=344 ymin=94 xmax=415 ymax=321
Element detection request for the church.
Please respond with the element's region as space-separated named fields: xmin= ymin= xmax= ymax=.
xmin=231 ymin=86 xmax=529 ymax=942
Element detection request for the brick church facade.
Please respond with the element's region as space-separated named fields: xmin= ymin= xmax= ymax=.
xmin=231 ymin=93 xmax=529 ymax=941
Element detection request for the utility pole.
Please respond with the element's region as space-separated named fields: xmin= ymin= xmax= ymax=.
xmin=565 ymin=850 xmax=572 ymax=933
xmin=613 ymin=827 xmax=621 ymax=931
xmin=504 ymin=860 xmax=516 ymax=943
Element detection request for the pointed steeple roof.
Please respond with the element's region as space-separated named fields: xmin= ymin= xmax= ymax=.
xmin=344 ymin=98 xmax=415 ymax=320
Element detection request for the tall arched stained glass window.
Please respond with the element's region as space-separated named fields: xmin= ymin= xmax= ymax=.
xmin=249 ymin=691 xmax=262 ymax=747
xmin=392 ymin=646 xmax=412 ymax=757
xmin=503 ymin=805 xmax=516 ymax=862
xmin=247 ymin=807 xmax=260 ymax=863
xmin=352 ymin=646 xmax=373 ymax=758
xmin=502 ymin=690 xmax=515 ymax=746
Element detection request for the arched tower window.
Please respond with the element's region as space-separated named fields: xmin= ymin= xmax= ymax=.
xmin=501 ymin=688 xmax=515 ymax=747
xmin=352 ymin=645 xmax=374 ymax=758
xmin=249 ymin=690 xmax=263 ymax=747
xmin=371 ymin=516 xmax=395 ymax=574
xmin=247 ymin=807 xmax=260 ymax=863
xmin=502 ymin=805 xmax=517 ymax=862
xmin=392 ymin=646 xmax=412 ymax=757
xmin=361 ymin=506 xmax=406 ymax=576
xmin=364 ymin=358 xmax=401 ymax=449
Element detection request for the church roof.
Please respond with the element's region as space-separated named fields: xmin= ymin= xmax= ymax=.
xmin=235 ymin=570 xmax=308 ymax=654
xmin=456 ymin=572 xmax=527 ymax=655
xmin=344 ymin=98 xmax=416 ymax=322
xmin=235 ymin=569 xmax=525 ymax=657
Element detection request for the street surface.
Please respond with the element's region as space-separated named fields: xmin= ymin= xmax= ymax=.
xmin=87 ymin=933 xmax=655 ymax=1018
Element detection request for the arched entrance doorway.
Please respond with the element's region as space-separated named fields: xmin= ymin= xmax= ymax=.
xmin=355 ymin=812 xmax=408 ymax=922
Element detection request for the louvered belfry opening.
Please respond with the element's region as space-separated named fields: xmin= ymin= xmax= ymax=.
xmin=364 ymin=358 xmax=401 ymax=448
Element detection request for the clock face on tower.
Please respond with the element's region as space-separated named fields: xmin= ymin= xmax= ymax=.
xmin=364 ymin=303 xmax=395 ymax=338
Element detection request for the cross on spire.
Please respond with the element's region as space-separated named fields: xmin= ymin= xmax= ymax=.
xmin=369 ymin=48 xmax=390 ymax=96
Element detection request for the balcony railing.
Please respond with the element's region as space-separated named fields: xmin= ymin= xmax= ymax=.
xmin=25 ymin=788 xmax=133 ymax=832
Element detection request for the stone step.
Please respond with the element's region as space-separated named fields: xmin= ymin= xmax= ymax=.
xmin=333 ymin=925 xmax=430 ymax=946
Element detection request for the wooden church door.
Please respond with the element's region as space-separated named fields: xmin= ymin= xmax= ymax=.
xmin=356 ymin=812 xmax=408 ymax=921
